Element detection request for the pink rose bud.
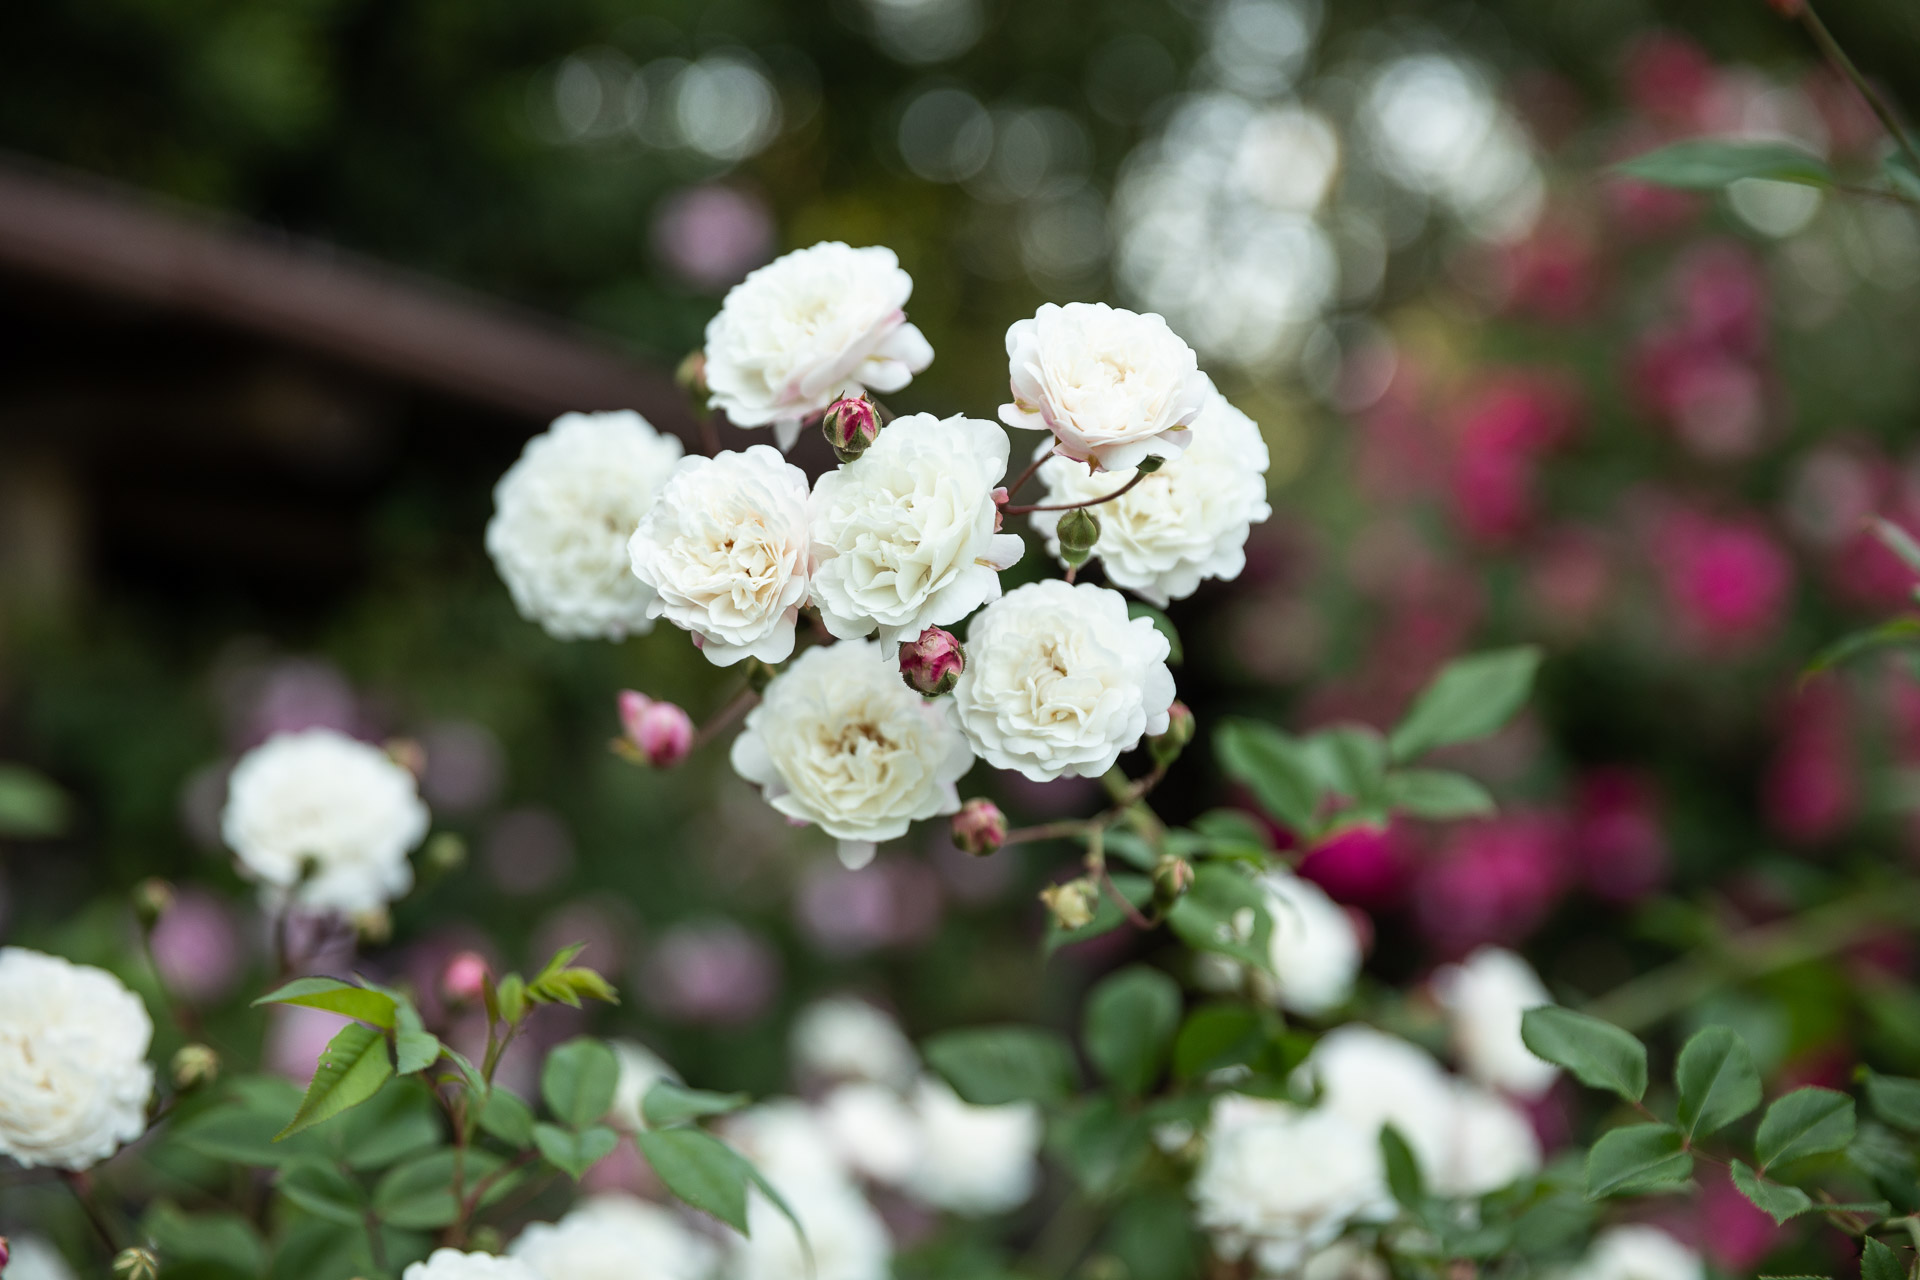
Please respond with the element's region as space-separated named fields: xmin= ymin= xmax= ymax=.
xmin=900 ymin=628 xmax=966 ymax=697
xmin=442 ymin=950 xmax=490 ymax=1004
xmin=822 ymin=395 xmax=883 ymax=462
xmin=1 ymin=1235 xmax=10 ymax=1273
xmin=952 ymin=798 xmax=1008 ymax=856
xmin=618 ymin=691 xmax=694 ymax=767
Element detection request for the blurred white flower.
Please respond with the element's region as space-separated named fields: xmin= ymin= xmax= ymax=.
xmin=819 ymin=1081 xmax=922 ymax=1184
xmin=1001 ymin=302 xmax=1210 ymax=471
xmin=1431 ymin=946 xmax=1558 ymax=1098
xmin=1303 ymin=1241 xmax=1389 ymax=1280
xmin=1031 ymin=383 xmax=1270 ymax=605
xmin=790 ymin=997 xmax=919 ymax=1090
xmin=905 ymin=1077 xmax=1042 ymax=1215
xmin=0 ymin=948 xmax=153 ymax=1171
xmin=730 ymin=640 xmax=973 ymax=868
xmin=725 ymin=1099 xmax=852 ymax=1187
xmin=952 ymin=580 xmax=1175 ymax=781
xmin=511 ymin=1194 xmax=717 ymax=1280
xmin=221 ymin=728 xmax=430 ymax=913
xmin=3 ymin=1235 xmax=78 ymax=1280
xmin=810 ymin=413 xmax=1024 ymax=645
xmin=1256 ymin=870 xmax=1360 ymax=1018
xmin=1564 ymin=1226 xmax=1704 ymax=1280
xmin=1430 ymin=1083 xmax=1541 ymax=1198
xmin=607 ymin=1039 xmax=679 ymax=1132
xmin=731 ymin=1178 xmax=893 ymax=1280
xmin=1294 ymin=1025 xmax=1457 ymax=1178
xmin=404 ymin=1251 xmax=543 ymax=1280
xmin=628 ymin=446 xmax=813 ymax=667
xmin=1191 ymin=1094 xmax=1388 ymax=1275
xmin=704 ymin=243 xmax=934 ymax=449
xmin=485 ymin=411 xmax=684 ymax=641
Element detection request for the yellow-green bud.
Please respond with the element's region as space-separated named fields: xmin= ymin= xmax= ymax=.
xmin=1040 ymin=878 xmax=1100 ymax=931
xmin=171 ymin=1043 xmax=221 ymax=1091
xmin=1056 ymin=508 xmax=1101 ymax=568
xmin=113 ymin=1248 xmax=160 ymax=1280
xmin=132 ymin=878 xmax=175 ymax=927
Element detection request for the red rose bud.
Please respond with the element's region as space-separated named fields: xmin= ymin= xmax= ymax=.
xmin=952 ymin=798 xmax=1008 ymax=856
xmin=1149 ymin=701 xmax=1196 ymax=766
xmin=618 ymin=690 xmax=694 ymax=767
xmin=900 ymin=627 xmax=966 ymax=697
xmin=823 ymin=395 xmax=883 ymax=462
xmin=442 ymin=950 xmax=490 ymax=1004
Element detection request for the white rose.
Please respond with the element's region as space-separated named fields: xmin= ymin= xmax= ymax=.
xmin=629 ymin=446 xmax=813 ymax=666
xmin=1256 ymin=871 xmax=1361 ymax=1018
xmin=1564 ymin=1227 xmax=1704 ymax=1280
xmin=951 ymin=580 xmax=1176 ymax=782
xmin=1029 ymin=385 xmax=1271 ymax=605
xmin=790 ymin=997 xmax=919 ymax=1090
xmin=1001 ymin=302 xmax=1210 ymax=472
xmin=730 ymin=640 xmax=973 ymax=868
xmin=1304 ymin=1242 xmax=1389 ymax=1280
xmin=1191 ymin=1094 xmax=1388 ymax=1276
xmin=607 ymin=1039 xmax=679 ymax=1132
xmin=404 ymin=1250 xmax=543 ymax=1280
xmin=1431 ymin=946 xmax=1559 ymax=1099
xmin=3 ymin=1236 xmax=78 ymax=1280
xmin=485 ymin=411 xmax=684 ymax=641
xmin=1429 ymin=1083 xmax=1541 ymax=1198
xmin=809 ymin=414 xmax=1024 ymax=645
xmin=0 ymin=949 xmax=153 ymax=1171
xmin=904 ymin=1077 xmax=1042 ymax=1216
xmin=730 ymin=1179 xmax=892 ymax=1280
xmin=705 ymin=242 xmax=934 ymax=450
xmin=724 ymin=1100 xmax=851 ymax=1188
xmin=818 ymin=1082 xmax=922 ymax=1184
xmin=1293 ymin=1026 xmax=1458 ymax=1180
xmin=220 ymin=728 xmax=430 ymax=914
xmin=511 ymin=1194 xmax=718 ymax=1280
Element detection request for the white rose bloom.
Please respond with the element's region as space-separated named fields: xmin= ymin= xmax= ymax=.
xmin=951 ymin=580 xmax=1176 ymax=782
xmin=1564 ymin=1226 xmax=1704 ymax=1280
xmin=485 ymin=411 xmax=685 ymax=641
xmin=1029 ymin=386 xmax=1271 ymax=605
xmin=1191 ymin=1094 xmax=1388 ymax=1276
xmin=704 ymin=242 xmax=934 ymax=450
xmin=904 ymin=1077 xmax=1042 ymax=1216
xmin=1429 ymin=1083 xmax=1541 ymax=1198
xmin=0 ymin=950 xmax=152 ymax=1172
xmin=607 ymin=1038 xmax=679 ymax=1132
xmin=1303 ymin=1242 xmax=1389 ymax=1280
xmin=1000 ymin=302 xmax=1210 ymax=472
xmin=403 ymin=1250 xmax=542 ymax=1280
xmin=1294 ymin=1026 xmax=1458 ymax=1180
xmin=1432 ymin=947 xmax=1559 ymax=1099
xmin=220 ymin=728 xmax=430 ymax=914
xmin=1257 ymin=871 xmax=1361 ymax=1018
xmin=819 ymin=1082 xmax=922 ymax=1185
xmin=790 ymin=997 xmax=919 ymax=1090
xmin=4 ymin=1236 xmax=78 ymax=1280
xmin=809 ymin=413 xmax=1024 ymax=645
xmin=511 ymin=1194 xmax=718 ymax=1280
xmin=730 ymin=1178 xmax=893 ymax=1280
xmin=629 ymin=446 xmax=813 ymax=666
xmin=730 ymin=640 xmax=973 ymax=869
xmin=725 ymin=1100 xmax=851 ymax=1188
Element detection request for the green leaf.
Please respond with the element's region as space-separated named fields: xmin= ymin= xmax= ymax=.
xmin=1044 ymin=874 xmax=1151 ymax=956
xmin=1585 ymin=1124 xmax=1693 ymax=1198
xmin=1614 ymin=139 xmax=1834 ymax=190
xmin=1301 ymin=725 xmax=1388 ymax=805
xmin=1166 ymin=863 xmax=1275 ymax=974
xmin=1055 ymin=1096 xmax=1152 ymax=1196
xmin=478 ymin=1088 xmax=536 ymax=1146
xmin=1804 ymin=617 xmax=1920 ymax=679
xmin=1381 ymin=1124 xmax=1426 ymax=1209
xmin=1215 ymin=719 xmax=1321 ymax=832
xmin=1866 ymin=1072 xmax=1920 ymax=1134
xmin=923 ymin=1025 xmax=1078 ymax=1105
xmin=391 ymin=998 xmax=440 ymax=1076
xmin=276 ymin=1160 xmax=366 ymax=1225
xmin=372 ymin=1149 xmax=509 ymax=1229
xmin=534 ymin=1121 xmax=620 ymax=1179
xmin=0 ymin=764 xmax=70 ymax=837
xmin=320 ymin=1076 xmax=442 ymax=1170
xmin=1731 ymin=1159 xmax=1815 ymax=1224
xmin=1389 ymin=647 xmax=1542 ymax=762
xmin=637 ymin=1127 xmax=757 ymax=1234
xmin=1757 ymin=1088 xmax=1856 ymax=1170
xmin=1675 ymin=1026 xmax=1762 ymax=1140
xmin=141 ymin=1203 xmax=267 ymax=1276
xmin=277 ymin=1022 xmax=394 ymax=1140
xmin=1382 ymin=768 xmax=1496 ymax=819
xmin=1083 ymin=966 xmax=1182 ymax=1096
xmin=1172 ymin=1004 xmax=1268 ymax=1081
xmin=1521 ymin=1007 xmax=1647 ymax=1102
xmin=643 ymin=1080 xmax=753 ymax=1127
xmin=1874 ymin=517 xmax=1920 ymax=576
xmin=542 ymin=1037 xmax=620 ymax=1128
xmin=170 ymin=1079 xmax=323 ymax=1166
xmin=1127 ymin=601 xmax=1183 ymax=665
xmin=1862 ymin=1236 xmax=1906 ymax=1280
xmin=252 ymin=977 xmax=398 ymax=1029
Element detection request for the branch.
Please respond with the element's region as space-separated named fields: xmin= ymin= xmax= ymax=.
xmin=1799 ymin=3 xmax=1920 ymax=179
xmin=1004 ymin=469 xmax=1150 ymax=517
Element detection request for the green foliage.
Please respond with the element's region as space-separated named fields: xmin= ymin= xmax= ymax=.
xmin=1613 ymin=138 xmax=1834 ymax=190
xmin=478 ymin=1088 xmax=535 ymax=1145
xmin=1172 ymin=1004 xmax=1270 ymax=1081
xmin=253 ymin=976 xmax=398 ymax=1029
xmin=634 ymin=1127 xmax=760 ymax=1234
xmin=924 ymin=1025 xmax=1078 ymax=1105
xmin=1585 ymin=1124 xmax=1692 ymax=1197
xmin=1731 ymin=1160 xmax=1815 ymax=1224
xmin=1380 ymin=769 xmax=1495 ymax=820
xmin=277 ymin=1022 xmax=393 ymax=1141
xmin=644 ymin=1080 xmax=753 ymax=1127
xmin=1387 ymin=646 xmax=1542 ymax=762
xmin=1380 ymin=1124 xmax=1426 ymax=1209
xmin=0 ymin=764 xmax=70 ymax=837
xmin=1865 ymin=1072 xmax=1920 ymax=1134
xmin=1675 ymin=1026 xmax=1762 ymax=1140
xmin=1165 ymin=863 xmax=1274 ymax=973
xmin=1215 ymin=719 xmax=1320 ymax=833
xmin=541 ymin=1037 xmax=620 ymax=1128
xmin=1044 ymin=873 xmax=1153 ymax=956
xmin=1756 ymin=1088 xmax=1856 ymax=1170
xmin=534 ymin=1122 xmax=620 ymax=1179
xmin=1083 ymin=966 xmax=1183 ymax=1097
xmin=1521 ymin=1008 xmax=1648 ymax=1102
xmin=1862 ymin=1236 xmax=1906 ymax=1280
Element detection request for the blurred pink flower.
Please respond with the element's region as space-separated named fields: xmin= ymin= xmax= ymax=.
xmin=581 ymin=1136 xmax=661 ymax=1196
xmin=1489 ymin=216 xmax=1601 ymax=324
xmin=1570 ymin=769 xmax=1668 ymax=904
xmin=1651 ymin=509 xmax=1794 ymax=651
xmin=1447 ymin=375 xmax=1579 ymax=546
xmin=1297 ymin=821 xmax=1413 ymax=909
xmin=266 ymin=1005 xmax=350 ymax=1079
xmin=1764 ymin=681 xmax=1857 ymax=843
xmin=484 ymin=808 xmax=576 ymax=895
xmin=796 ymin=857 xmax=943 ymax=956
xmin=642 ymin=920 xmax=779 ymax=1025
xmin=219 ymin=656 xmax=364 ymax=750
xmin=1697 ymin=1164 xmax=1781 ymax=1271
xmin=1414 ymin=812 xmax=1569 ymax=958
xmin=1672 ymin=242 xmax=1767 ymax=357
xmin=651 ymin=184 xmax=775 ymax=291
xmin=149 ymin=889 xmax=244 ymax=1004
xmin=419 ymin=720 xmax=505 ymax=816
xmin=1621 ymin=32 xmax=1716 ymax=128
xmin=1525 ymin=526 xmax=1614 ymax=636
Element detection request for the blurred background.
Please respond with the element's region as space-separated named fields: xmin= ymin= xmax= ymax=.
xmin=6 ymin=0 xmax=1920 ymax=1156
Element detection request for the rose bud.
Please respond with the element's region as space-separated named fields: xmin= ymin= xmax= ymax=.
xmin=618 ymin=691 xmax=695 ymax=768
xmin=1152 ymin=854 xmax=1194 ymax=905
xmin=2 ymin=1235 xmax=12 ymax=1272
xmin=1040 ymin=878 xmax=1099 ymax=931
xmin=442 ymin=950 xmax=490 ymax=1004
xmin=114 ymin=1248 xmax=160 ymax=1280
xmin=822 ymin=394 xmax=883 ymax=463
xmin=952 ymin=798 xmax=1008 ymax=856
xmin=1055 ymin=508 xmax=1102 ymax=568
xmin=900 ymin=627 xmax=966 ymax=698
xmin=171 ymin=1043 xmax=220 ymax=1090
xmin=132 ymin=877 xmax=175 ymax=927
xmin=1149 ymin=701 xmax=1196 ymax=766
xmin=676 ymin=349 xmax=709 ymax=402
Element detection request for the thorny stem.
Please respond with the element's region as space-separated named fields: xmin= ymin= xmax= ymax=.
xmin=1798 ymin=2 xmax=1920 ymax=179
xmin=1004 ymin=469 xmax=1151 ymax=517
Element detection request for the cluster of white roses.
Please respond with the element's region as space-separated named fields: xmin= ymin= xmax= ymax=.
xmin=1189 ymin=948 xmax=1565 ymax=1276
xmin=483 ymin=240 xmax=1271 ymax=866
